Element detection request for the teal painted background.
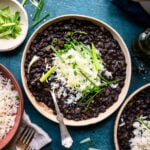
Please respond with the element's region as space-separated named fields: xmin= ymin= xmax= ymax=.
xmin=0 ymin=0 xmax=149 ymax=150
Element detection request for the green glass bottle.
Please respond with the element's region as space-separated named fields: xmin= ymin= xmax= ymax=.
xmin=132 ymin=28 xmax=150 ymax=59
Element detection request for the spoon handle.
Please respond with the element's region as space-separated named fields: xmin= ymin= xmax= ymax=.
xmin=57 ymin=113 xmax=73 ymax=148
xmin=50 ymin=90 xmax=73 ymax=148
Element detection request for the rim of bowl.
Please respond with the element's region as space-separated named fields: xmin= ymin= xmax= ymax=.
xmin=114 ymin=83 xmax=150 ymax=150
xmin=21 ymin=14 xmax=131 ymax=126
xmin=0 ymin=0 xmax=28 ymax=52
xmin=0 ymin=64 xmax=24 ymax=149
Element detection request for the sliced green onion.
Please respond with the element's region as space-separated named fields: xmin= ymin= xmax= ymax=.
xmin=99 ymin=78 xmax=122 ymax=88
xmin=98 ymin=74 xmax=109 ymax=83
xmin=77 ymin=91 xmax=90 ymax=106
xmin=50 ymin=45 xmax=65 ymax=63
xmin=79 ymin=42 xmax=92 ymax=56
xmin=2 ymin=23 xmax=16 ymax=27
xmin=0 ymin=30 xmax=12 ymax=38
xmin=31 ymin=12 xmax=50 ymax=28
xmin=84 ymin=91 xmax=100 ymax=112
xmin=137 ymin=116 xmax=150 ymax=131
xmin=0 ymin=7 xmax=21 ymax=39
xmin=91 ymin=43 xmax=100 ymax=71
xmin=73 ymin=31 xmax=88 ymax=35
xmin=21 ymin=0 xmax=27 ymax=6
xmin=78 ymin=68 xmax=97 ymax=87
xmin=29 ymin=0 xmax=39 ymax=7
xmin=33 ymin=0 xmax=44 ymax=21
xmin=80 ymin=137 xmax=91 ymax=144
xmin=40 ymin=66 xmax=56 ymax=82
xmin=70 ymin=41 xmax=85 ymax=58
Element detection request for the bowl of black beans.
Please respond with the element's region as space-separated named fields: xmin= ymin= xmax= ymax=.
xmin=114 ymin=83 xmax=150 ymax=150
xmin=21 ymin=15 xmax=131 ymax=126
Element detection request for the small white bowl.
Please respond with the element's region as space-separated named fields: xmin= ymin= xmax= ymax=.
xmin=0 ymin=0 xmax=28 ymax=52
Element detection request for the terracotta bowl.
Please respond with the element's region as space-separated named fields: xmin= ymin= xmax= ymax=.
xmin=21 ymin=15 xmax=131 ymax=126
xmin=0 ymin=0 xmax=28 ymax=52
xmin=0 ymin=64 xmax=24 ymax=149
xmin=114 ymin=83 xmax=150 ymax=150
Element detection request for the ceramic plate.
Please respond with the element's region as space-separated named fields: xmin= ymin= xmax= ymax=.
xmin=0 ymin=0 xmax=28 ymax=52
xmin=21 ymin=15 xmax=131 ymax=126
xmin=0 ymin=64 xmax=24 ymax=149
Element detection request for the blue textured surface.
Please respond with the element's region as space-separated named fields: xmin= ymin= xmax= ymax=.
xmin=0 ymin=0 xmax=149 ymax=150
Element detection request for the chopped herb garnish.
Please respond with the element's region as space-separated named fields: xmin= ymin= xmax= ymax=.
xmin=67 ymin=31 xmax=72 ymax=37
xmin=137 ymin=116 xmax=150 ymax=131
xmin=15 ymin=96 xmax=20 ymax=100
xmin=74 ymin=70 xmax=77 ymax=76
xmin=68 ymin=55 xmax=72 ymax=59
xmin=72 ymin=62 xmax=77 ymax=69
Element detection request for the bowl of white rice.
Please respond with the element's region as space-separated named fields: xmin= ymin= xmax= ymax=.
xmin=114 ymin=83 xmax=150 ymax=150
xmin=0 ymin=64 xmax=24 ymax=149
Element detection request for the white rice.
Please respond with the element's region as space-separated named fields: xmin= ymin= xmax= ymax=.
xmin=129 ymin=116 xmax=150 ymax=150
xmin=53 ymin=48 xmax=103 ymax=91
xmin=0 ymin=74 xmax=19 ymax=140
xmin=50 ymin=47 xmax=116 ymax=104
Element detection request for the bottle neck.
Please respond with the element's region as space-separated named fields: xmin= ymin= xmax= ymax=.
xmin=138 ymin=28 xmax=150 ymax=55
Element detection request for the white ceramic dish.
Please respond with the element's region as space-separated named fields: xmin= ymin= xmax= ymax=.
xmin=114 ymin=83 xmax=150 ymax=150
xmin=0 ymin=0 xmax=28 ymax=52
xmin=21 ymin=15 xmax=131 ymax=126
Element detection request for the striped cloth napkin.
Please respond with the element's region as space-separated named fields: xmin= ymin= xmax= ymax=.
xmin=5 ymin=111 xmax=52 ymax=150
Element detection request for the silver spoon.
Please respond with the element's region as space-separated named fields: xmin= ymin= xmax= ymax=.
xmin=50 ymin=89 xmax=73 ymax=148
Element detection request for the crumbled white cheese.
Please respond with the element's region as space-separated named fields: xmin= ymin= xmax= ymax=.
xmin=129 ymin=116 xmax=150 ymax=150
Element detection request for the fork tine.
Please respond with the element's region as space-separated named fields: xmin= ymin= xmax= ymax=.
xmin=19 ymin=126 xmax=30 ymax=142
xmin=25 ymin=129 xmax=35 ymax=144
xmin=26 ymin=145 xmax=33 ymax=150
xmin=18 ymin=126 xmax=35 ymax=144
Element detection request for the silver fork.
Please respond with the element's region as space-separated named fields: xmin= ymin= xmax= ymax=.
xmin=16 ymin=126 xmax=35 ymax=150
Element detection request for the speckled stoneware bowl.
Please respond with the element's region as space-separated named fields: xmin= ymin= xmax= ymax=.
xmin=0 ymin=64 xmax=24 ymax=149
xmin=0 ymin=0 xmax=28 ymax=52
xmin=114 ymin=83 xmax=150 ymax=150
xmin=21 ymin=15 xmax=131 ymax=126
